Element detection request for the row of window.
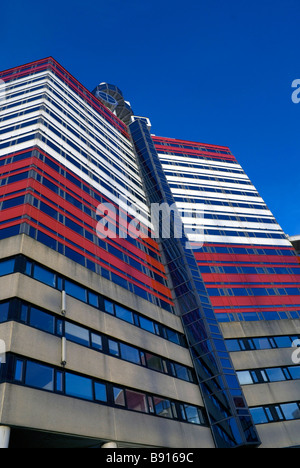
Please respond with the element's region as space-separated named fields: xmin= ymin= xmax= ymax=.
xmin=250 ymin=402 xmax=300 ymax=425
xmin=195 ymin=213 xmax=277 ymax=225
xmin=18 ymin=188 xmax=164 ymax=285
xmin=237 ymin=364 xmax=300 ymax=386
xmin=156 ymin=141 xmax=232 ymax=155
xmin=175 ymin=195 xmax=269 ymax=211
xmin=0 ymin=219 xmax=171 ymax=310
xmin=0 ymin=183 xmax=168 ymax=302
xmin=199 ymin=265 xmax=300 ymax=275
xmin=200 ymin=245 xmax=296 ymax=257
xmin=216 ymin=310 xmax=300 ymax=323
xmin=208 ymin=286 xmax=300 ymax=297
xmin=160 ymin=158 xmax=244 ymax=174
xmin=0 ymin=256 xmax=186 ymax=347
xmin=202 ymin=229 xmax=286 ymax=240
xmin=169 ymin=180 xmax=261 ymax=198
xmin=226 ymin=334 xmax=300 ymax=352
xmin=158 ymin=151 xmax=237 ymax=164
xmin=164 ymin=170 xmax=253 ymax=186
xmin=0 ymin=354 xmax=207 ymax=426
xmin=0 ymin=299 xmax=195 ymax=383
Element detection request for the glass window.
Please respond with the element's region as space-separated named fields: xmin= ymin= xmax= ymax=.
xmin=113 ymin=387 xmax=126 ymax=406
xmin=94 ymin=382 xmax=107 ymax=402
xmin=166 ymin=329 xmax=180 ymax=345
xmin=120 ymin=343 xmax=141 ymax=365
xmin=108 ymin=340 xmax=119 ymax=357
xmin=273 ymin=336 xmax=292 ymax=348
xmin=0 ymin=259 xmax=15 ymax=276
xmin=266 ymin=368 xmax=285 ymax=382
xmin=29 ymin=307 xmax=55 ymax=334
xmin=25 ymin=361 xmax=54 ymax=391
xmin=33 ymin=265 xmax=56 ymax=288
xmin=65 ymin=373 xmax=93 ymax=400
xmin=126 ymin=390 xmax=148 ymax=413
xmin=115 ymin=305 xmax=134 ymax=324
xmin=252 ymin=338 xmax=272 ymax=350
xmin=183 ymin=405 xmax=201 ymax=425
xmin=145 ymin=353 xmax=164 ymax=372
xmin=56 ymin=371 xmax=64 ymax=392
xmin=139 ymin=316 xmax=155 ymax=334
xmin=0 ymin=302 xmax=9 ymax=323
xmin=280 ymin=403 xmax=300 ymax=420
xmin=237 ymin=371 xmax=253 ymax=385
xmin=174 ymin=363 xmax=190 ymax=382
xmin=104 ymin=300 xmax=114 ymax=315
xmin=14 ymin=359 xmax=24 ymax=382
xmin=65 ymin=322 xmax=90 ymax=347
xmin=153 ymin=397 xmax=173 ymax=419
xmin=250 ymin=407 xmax=268 ymax=424
xmin=88 ymin=291 xmax=99 ymax=308
xmin=65 ymin=281 xmax=87 ymax=302
xmin=287 ymin=366 xmax=300 ymax=380
xmin=91 ymin=333 xmax=102 ymax=351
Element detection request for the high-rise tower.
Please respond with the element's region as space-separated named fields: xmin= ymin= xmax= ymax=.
xmin=0 ymin=58 xmax=299 ymax=448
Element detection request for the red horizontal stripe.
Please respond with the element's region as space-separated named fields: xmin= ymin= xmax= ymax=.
xmin=210 ymin=295 xmax=300 ymax=308
xmin=195 ymin=252 xmax=299 ymax=265
xmin=202 ymin=273 xmax=300 ymax=284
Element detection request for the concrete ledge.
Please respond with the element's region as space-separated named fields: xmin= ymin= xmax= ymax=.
xmin=0 ymin=384 xmax=214 ymax=448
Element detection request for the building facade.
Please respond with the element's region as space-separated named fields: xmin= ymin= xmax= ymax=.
xmin=0 ymin=57 xmax=299 ymax=448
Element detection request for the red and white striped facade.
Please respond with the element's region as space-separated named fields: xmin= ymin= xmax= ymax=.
xmin=154 ymin=136 xmax=300 ymax=322
xmin=0 ymin=58 xmax=174 ymax=311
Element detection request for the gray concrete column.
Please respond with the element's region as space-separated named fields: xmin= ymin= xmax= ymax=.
xmin=0 ymin=426 xmax=10 ymax=448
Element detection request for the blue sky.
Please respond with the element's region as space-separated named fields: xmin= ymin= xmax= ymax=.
xmin=2 ymin=0 xmax=300 ymax=235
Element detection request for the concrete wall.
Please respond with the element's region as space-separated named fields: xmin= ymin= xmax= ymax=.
xmin=0 ymin=235 xmax=215 ymax=448
xmin=221 ymin=319 xmax=300 ymax=448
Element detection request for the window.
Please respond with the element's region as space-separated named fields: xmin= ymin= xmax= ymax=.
xmin=29 ymin=307 xmax=55 ymax=334
xmin=250 ymin=407 xmax=268 ymax=425
xmin=280 ymin=403 xmax=300 ymax=420
xmin=25 ymin=361 xmax=54 ymax=391
xmin=33 ymin=265 xmax=56 ymax=288
xmin=173 ymin=363 xmax=191 ymax=382
xmin=91 ymin=333 xmax=102 ymax=351
xmin=113 ymin=387 xmax=126 ymax=406
xmin=139 ymin=316 xmax=155 ymax=334
xmin=182 ymin=405 xmax=202 ymax=425
xmin=237 ymin=371 xmax=253 ymax=386
xmin=145 ymin=353 xmax=164 ymax=373
xmin=94 ymin=382 xmax=107 ymax=402
xmin=252 ymin=338 xmax=272 ymax=350
xmin=65 ymin=280 xmax=87 ymax=302
xmin=265 ymin=368 xmax=285 ymax=382
xmin=65 ymin=373 xmax=93 ymax=400
xmin=273 ymin=336 xmax=292 ymax=348
xmin=104 ymin=300 xmax=114 ymax=315
xmin=120 ymin=343 xmax=141 ymax=365
xmin=153 ymin=397 xmax=173 ymax=418
xmin=287 ymin=366 xmax=300 ymax=380
xmin=115 ymin=305 xmax=134 ymax=324
xmin=14 ymin=360 xmax=24 ymax=382
xmin=0 ymin=302 xmax=9 ymax=323
xmin=65 ymin=322 xmax=90 ymax=347
xmin=108 ymin=340 xmax=119 ymax=357
xmin=0 ymin=259 xmax=15 ymax=276
xmin=126 ymin=390 xmax=148 ymax=413
xmin=88 ymin=292 xmax=99 ymax=308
